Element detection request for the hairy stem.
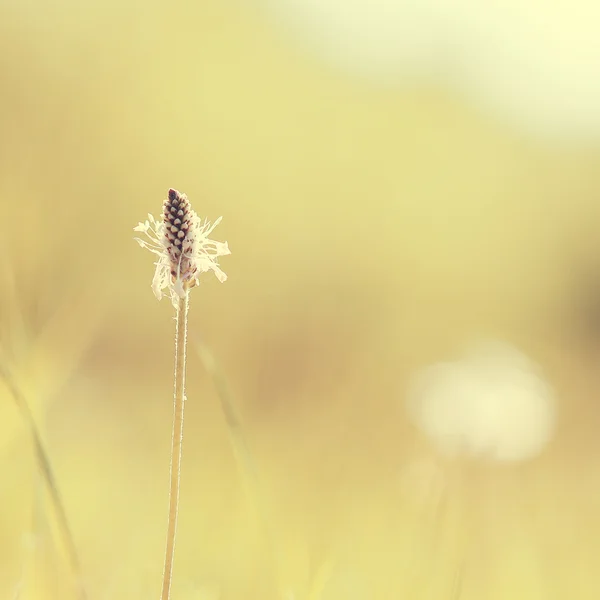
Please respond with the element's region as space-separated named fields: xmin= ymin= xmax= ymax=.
xmin=161 ymin=292 xmax=189 ymax=600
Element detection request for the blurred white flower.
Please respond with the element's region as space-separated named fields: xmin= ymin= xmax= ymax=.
xmin=452 ymin=1 xmax=600 ymax=140
xmin=262 ymin=0 xmax=600 ymax=139
xmin=134 ymin=189 xmax=230 ymax=307
xmin=263 ymin=0 xmax=448 ymax=82
xmin=406 ymin=340 xmax=557 ymax=462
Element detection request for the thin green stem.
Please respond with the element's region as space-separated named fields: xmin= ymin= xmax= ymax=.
xmin=161 ymin=292 xmax=189 ymax=600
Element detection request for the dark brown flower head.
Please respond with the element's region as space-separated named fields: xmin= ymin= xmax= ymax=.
xmin=162 ymin=188 xmax=198 ymax=280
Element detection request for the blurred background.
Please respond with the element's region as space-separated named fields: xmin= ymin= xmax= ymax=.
xmin=1 ymin=0 xmax=600 ymax=598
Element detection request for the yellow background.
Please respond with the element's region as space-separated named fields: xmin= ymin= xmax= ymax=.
xmin=1 ymin=1 xmax=600 ymax=598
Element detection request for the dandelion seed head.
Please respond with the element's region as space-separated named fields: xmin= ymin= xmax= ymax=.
xmin=134 ymin=188 xmax=231 ymax=306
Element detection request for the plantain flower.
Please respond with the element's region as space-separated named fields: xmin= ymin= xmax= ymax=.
xmin=134 ymin=188 xmax=230 ymax=306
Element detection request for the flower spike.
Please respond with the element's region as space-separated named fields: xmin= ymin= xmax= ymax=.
xmin=134 ymin=188 xmax=230 ymax=306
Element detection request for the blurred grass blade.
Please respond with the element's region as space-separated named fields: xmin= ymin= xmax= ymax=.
xmin=10 ymin=479 xmax=38 ymax=600
xmin=0 ymin=360 xmax=87 ymax=600
xmin=23 ymin=280 xmax=106 ymax=404
xmin=305 ymin=554 xmax=335 ymax=600
xmin=193 ymin=337 xmax=286 ymax=596
xmin=194 ymin=338 xmax=336 ymax=600
xmin=451 ymin=559 xmax=465 ymax=599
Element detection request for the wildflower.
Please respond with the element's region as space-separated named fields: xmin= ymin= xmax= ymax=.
xmin=134 ymin=188 xmax=230 ymax=305
xmin=406 ymin=340 xmax=557 ymax=462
